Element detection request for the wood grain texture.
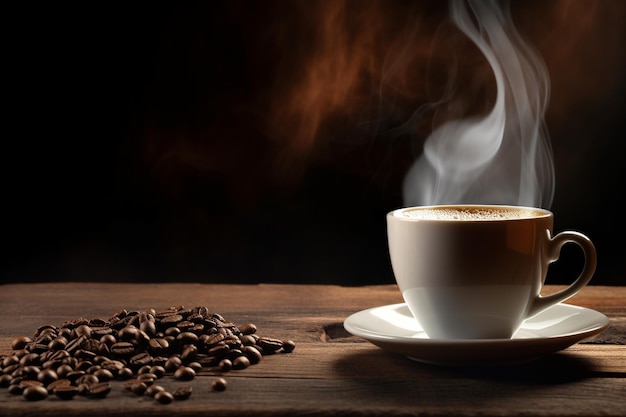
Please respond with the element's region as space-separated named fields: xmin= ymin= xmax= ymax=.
xmin=0 ymin=283 xmax=624 ymax=417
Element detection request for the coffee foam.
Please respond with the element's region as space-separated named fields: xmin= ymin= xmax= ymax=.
xmin=397 ymin=207 xmax=542 ymax=221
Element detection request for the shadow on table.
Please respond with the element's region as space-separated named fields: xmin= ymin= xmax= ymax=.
xmin=334 ymin=348 xmax=597 ymax=385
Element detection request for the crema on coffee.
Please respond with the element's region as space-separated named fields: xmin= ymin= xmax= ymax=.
xmin=396 ymin=206 xmax=546 ymax=221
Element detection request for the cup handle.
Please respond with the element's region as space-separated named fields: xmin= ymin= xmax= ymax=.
xmin=526 ymin=230 xmax=597 ymax=318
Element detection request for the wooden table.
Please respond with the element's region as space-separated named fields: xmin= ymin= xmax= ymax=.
xmin=0 ymin=283 xmax=624 ymax=416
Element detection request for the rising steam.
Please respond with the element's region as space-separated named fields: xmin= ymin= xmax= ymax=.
xmin=403 ymin=0 xmax=555 ymax=208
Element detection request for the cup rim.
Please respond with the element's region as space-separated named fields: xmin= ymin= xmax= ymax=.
xmin=388 ymin=204 xmax=552 ymax=222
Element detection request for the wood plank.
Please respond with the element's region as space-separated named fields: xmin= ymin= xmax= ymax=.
xmin=0 ymin=283 xmax=624 ymax=417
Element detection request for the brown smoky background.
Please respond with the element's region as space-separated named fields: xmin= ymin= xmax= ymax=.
xmin=2 ymin=0 xmax=625 ymax=285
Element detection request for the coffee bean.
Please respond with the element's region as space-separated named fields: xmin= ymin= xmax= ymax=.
xmin=258 ymin=337 xmax=284 ymax=353
xmin=172 ymin=385 xmax=192 ymax=400
xmin=0 ymin=374 xmax=12 ymax=388
xmin=110 ymin=342 xmax=135 ymax=356
xmin=73 ymin=324 xmax=93 ymax=338
xmin=150 ymin=365 xmax=166 ymax=378
xmin=47 ymin=378 xmax=71 ymax=392
xmin=282 ymin=340 xmax=296 ymax=353
xmin=11 ymin=336 xmax=32 ymax=351
xmin=129 ymin=381 xmax=148 ymax=396
xmin=174 ymin=366 xmax=195 ymax=381
xmin=37 ymin=368 xmax=58 ymax=385
xmin=19 ymin=380 xmax=44 ymax=388
xmin=54 ymin=385 xmax=79 ymax=400
xmin=148 ymin=338 xmax=169 ymax=354
xmin=238 ymin=323 xmax=257 ymax=335
xmin=232 ymin=355 xmax=250 ymax=370
xmin=76 ymin=382 xmax=91 ymax=396
xmin=160 ymin=314 xmax=183 ymax=327
xmin=23 ymin=385 xmax=48 ymax=401
xmin=145 ymin=384 xmax=165 ymax=397
xmin=89 ymin=382 xmax=112 ymax=398
xmin=117 ymin=367 xmax=134 ymax=380
xmin=140 ymin=320 xmax=157 ymax=337
xmin=94 ymin=368 xmax=114 ymax=382
xmin=155 ymin=390 xmax=174 ymax=404
xmin=8 ymin=384 xmax=23 ymax=395
xmin=218 ymin=358 xmax=232 ymax=372
xmin=130 ymin=352 xmax=153 ymax=368
xmin=1 ymin=305 xmax=295 ymax=405
xmin=47 ymin=337 xmax=68 ymax=351
xmin=211 ymin=377 xmax=227 ymax=391
xmin=164 ymin=356 xmax=183 ymax=372
xmin=243 ymin=346 xmax=263 ymax=364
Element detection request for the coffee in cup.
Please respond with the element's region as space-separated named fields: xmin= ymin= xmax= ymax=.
xmin=386 ymin=205 xmax=597 ymax=339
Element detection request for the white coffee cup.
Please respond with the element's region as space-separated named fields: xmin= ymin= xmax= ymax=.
xmin=387 ymin=204 xmax=597 ymax=339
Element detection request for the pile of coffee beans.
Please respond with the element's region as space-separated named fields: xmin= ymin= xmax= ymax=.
xmin=0 ymin=305 xmax=295 ymax=403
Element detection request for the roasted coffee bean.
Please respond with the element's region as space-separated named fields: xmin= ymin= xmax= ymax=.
xmin=47 ymin=378 xmax=71 ymax=392
xmin=1 ymin=305 xmax=295 ymax=404
xmin=77 ymin=374 xmax=99 ymax=386
xmin=65 ymin=335 xmax=87 ymax=354
xmin=177 ymin=331 xmax=199 ymax=345
xmin=148 ymin=338 xmax=169 ymax=354
xmin=150 ymin=365 xmax=166 ymax=378
xmin=37 ymin=368 xmax=58 ymax=385
xmin=176 ymin=321 xmax=194 ymax=331
xmin=2 ymin=355 xmax=19 ymax=368
xmin=117 ymin=367 xmax=134 ymax=380
xmin=54 ymin=385 xmax=79 ymax=400
xmin=137 ymin=372 xmax=157 ymax=382
xmin=164 ymin=327 xmax=181 ymax=338
xmin=187 ymin=361 xmax=202 ymax=373
xmin=20 ymin=365 xmax=41 ymax=380
xmin=218 ymin=358 xmax=232 ymax=372
xmin=181 ymin=345 xmax=198 ymax=363
xmin=211 ymin=377 xmax=227 ymax=391
xmin=160 ymin=314 xmax=183 ymax=327
xmin=130 ymin=381 xmax=148 ymax=395
xmin=8 ymin=384 xmax=23 ymax=395
xmin=66 ymin=370 xmax=86 ymax=383
xmin=94 ymin=368 xmax=114 ymax=382
xmin=23 ymin=385 xmax=48 ymax=401
xmin=110 ymin=342 xmax=135 ymax=356
xmin=89 ymin=382 xmax=112 ymax=398
xmin=164 ymin=356 xmax=183 ymax=372
xmin=56 ymin=364 xmax=74 ymax=379
xmin=145 ymin=384 xmax=165 ymax=397
xmin=47 ymin=337 xmax=68 ymax=351
xmin=155 ymin=390 xmax=174 ymax=404
xmin=282 ymin=340 xmax=296 ymax=353
xmin=11 ymin=336 xmax=32 ymax=351
xmin=75 ymin=349 xmax=97 ymax=361
xmin=76 ymin=382 xmax=91 ymax=396
xmin=0 ymin=374 xmax=12 ymax=388
xmin=232 ymin=355 xmax=250 ymax=370
xmin=76 ymin=360 xmax=94 ymax=371
xmin=136 ymin=365 xmax=152 ymax=375
xmin=172 ymin=385 xmax=192 ymax=400
xmin=243 ymin=346 xmax=262 ymax=364
xmin=19 ymin=380 xmax=44 ymax=388
xmin=19 ymin=353 xmax=40 ymax=366
xmin=140 ymin=320 xmax=157 ymax=337
xmin=73 ymin=324 xmax=93 ymax=338
xmin=86 ymin=364 xmax=101 ymax=374
xmin=174 ymin=366 xmax=195 ymax=381
xmin=130 ymin=352 xmax=153 ymax=368
xmin=258 ymin=337 xmax=283 ymax=353
xmin=237 ymin=323 xmax=257 ymax=335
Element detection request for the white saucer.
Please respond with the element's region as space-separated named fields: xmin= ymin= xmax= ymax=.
xmin=343 ymin=303 xmax=609 ymax=366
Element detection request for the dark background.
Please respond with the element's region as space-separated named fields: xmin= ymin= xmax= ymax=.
xmin=3 ymin=1 xmax=625 ymax=285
